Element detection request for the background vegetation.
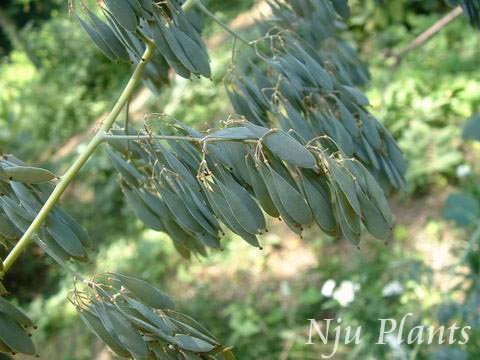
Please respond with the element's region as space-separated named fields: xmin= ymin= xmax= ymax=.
xmin=0 ymin=0 xmax=479 ymax=358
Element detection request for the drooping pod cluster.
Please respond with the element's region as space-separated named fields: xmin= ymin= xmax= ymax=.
xmin=106 ymin=116 xmax=394 ymax=255
xmin=0 ymin=155 xmax=92 ymax=262
xmin=0 ymin=296 xmax=37 ymax=356
xmin=261 ymin=0 xmax=370 ymax=87
xmin=71 ymin=273 xmax=232 ymax=359
xmin=226 ymin=31 xmax=406 ymax=192
xmin=75 ymin=0 xmax=210 ymax=93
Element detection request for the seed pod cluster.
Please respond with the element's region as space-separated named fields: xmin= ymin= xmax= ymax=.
xmin=0 ymin=155 xmax=92 ymax=261
xmin=262 ymin=0 xmax=369 ymax=87
xmin=106 ymin=117 xmax=395 ymax=254
xmin=72 ymin=273 xmax=232 ymax=359
xmin=75 ymin=0 xmax=210 ymax=93
xmin=0 ymin=296 xmax=37 ymax=356
xmin=226 ymin=31 xmax=405 ymax=192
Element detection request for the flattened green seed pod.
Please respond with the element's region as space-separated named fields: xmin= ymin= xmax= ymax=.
xmin=138 ymin=0 xmax=153 ymax=12
xmin=39 ymin=228 xmax=73 ymax=263
xmin=112 ymin=273 xmax=176 ymax=310
xmin=0 ymin=214 xmax=19 ymax=239
xmin=216 ymin=181 xmax=259 ymax=235
xmin=0 ymin=313 xmax=35 ymax=355
xmin=107 ymin=148 xmax=143 ymax=186
xmin=326 ymin=158 xmax=361 ymax=215
xmin=10 ymin=182 xmax=42 ymax=216
xmin=104 ymin=0 xmax=138 ymax=32
xmin=300 ymin=173 xmax=336 ymax=232
xmin=206 ymin=127 xmax=257 ymax=141
xmin=46 ymin=214 xmax=86 ymax=259
xmin=119 ymin=295 xmax=176 ymax=335
xmin=161 ymin=25 xmax=196 ymax=73
xmin=258 ymin=164 xmax=302 ymax=234
xmin=174 ymin=29 xmax=211 ymax=78
xmin=332 ymin=187 xmax=360 ymax=245
xmin=86 ymin=8 xmax=131 ymax=62
xmin=76 ymin=15 xmax=119 ymax=61
xmin=79 ymin=308 xmax=130 ymax=357
xmin=122 ymin=186 xmax=164 ymax=231
xmin=270 ymin=166 xmax=312 ymax=226
xmin=52 ymin=207 xmax=92 ymax=249
xmin=263 ymin=130 xmax=317 ymax=168
xmin=356 ymin=185 xmax=391 ymax=240
xmin=331 ymin=0 xmax=351 ymax=19
xmin=165 ymin=310 xmax=219 ymax=343
xmin=1 ymin=201 xmax=30 ymax=232
xmin=161 ymin=188 xmax=204 ymax=234
xmin=0 ymin=196 xmax=33 ymax=222
xmin=102 ymin=306 xmax=148 ymax=358
xmin=219 ymin=171 xmax=266 ymax=231
xmin=245 ymin=155 xmax=279 ymax=218
xmin=203 ymin=184 xmax=260 ymax=247
xmin=179 ymin=191 xmax=219 ymax=238
xmin=126 ymin=0 xmax=144 ymax=16
xmin=0 ymin=297 xmax=33 ymax=327
xmin=3 ymin=166 xmax=55 ymax=184
xmin=343 ymin=85 xmax=369 ymax=106
xmin=174 ymin=334 xmax=215 ymax=353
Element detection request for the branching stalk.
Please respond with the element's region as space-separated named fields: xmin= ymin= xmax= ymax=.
xmin=101 ymin=134 xmax=258 ymax=144
xmin=2 ymin=42 xmax=156 ymax=273
xmin=188 ymin=0 xmax=252 ymax=47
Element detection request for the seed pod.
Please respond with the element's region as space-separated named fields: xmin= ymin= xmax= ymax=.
xmin=245 ymin=155 xmax=280 ymax=218
xmin=2 ymin=166 xmax=56 ymax=184
xmin=122 ymin=185 xmax=164 ymax=231
xmin=111 ymin=273 xmax=175 ymax=310
xmin=0 ymin=297 xmax=34 ymax=328
xmin=0 ymin=313 xmax=36 ymax=355
xmin=203 ymin=182 xmax=260 ymax=247
xmin=76 ymin=15 xmax=119 ymax=62
xmin=104 ymin=0 xmax=138 ymax=32
xmin=86 ymin=8 xmax=131 ymax=63
xmin=300 ymin=172 xmax=337 ymax=233
xmin=262 ymin=129 xmax=318 ymax=169
xmin=79 ymin=307 xmax=131 ymax=357
xmin=0 ymin=213 xmax=19 ymax=239
xmin=45 ymin=213 xmax=87 ymax=260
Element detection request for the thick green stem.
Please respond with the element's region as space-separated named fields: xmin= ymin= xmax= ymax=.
xmin=2 ymin=42 xmax=156 ymax=273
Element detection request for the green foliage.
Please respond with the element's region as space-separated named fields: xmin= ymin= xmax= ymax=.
xmin=0 ymin=13 xmax=130 ymax=159
xmin=447 ymin=0 xmax=480 ymax=28
xmin=365 ymin=14 xmax=480 ymax=193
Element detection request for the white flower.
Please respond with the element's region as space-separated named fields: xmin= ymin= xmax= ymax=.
xmin=332 ymin=281 xmax=360 ymax=307
xmin=456 ymin=164 xmax=471 ymax=178
xmin=321 ymin=279 xmax=336 ymax=297
xmin=382 ymin=281 xmax=404 ymax=297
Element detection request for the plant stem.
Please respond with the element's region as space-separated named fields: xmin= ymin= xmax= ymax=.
xmin=181 ymin=0 xmax=198 ymax=11
xmin=186 ymin=0 xmax=252 ymax=47
xmin=101 ymin=134 xmax=259 ymax=144
xmin=2 ymin=42 xmax=156 ymax=274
